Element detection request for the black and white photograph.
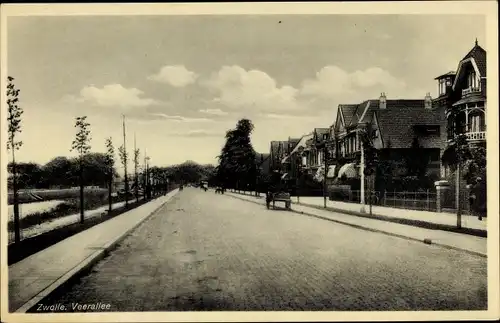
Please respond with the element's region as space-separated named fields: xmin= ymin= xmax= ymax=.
xmin=1 ymin=2 xmax=498 ymax=322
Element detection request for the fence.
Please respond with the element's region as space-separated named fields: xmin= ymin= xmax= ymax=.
xmin=329 ymin=189 xmax=438 ymax=212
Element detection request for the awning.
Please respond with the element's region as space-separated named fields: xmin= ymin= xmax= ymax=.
xmin=337 ymin=163 xmax=359 ymax=179
xmin=326 ymin=165 xmax=336 ymax=178
xmin=281 ymin=173 xmax=288 ymax=180
xmin=313 ymin=166 xmax=324 ymax=182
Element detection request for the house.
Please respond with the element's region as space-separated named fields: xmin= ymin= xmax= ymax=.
xmin=269 ymin=141 xmax=288 ymax=173
xmin=332 ymin=94 xmax=447 ymax=190
xmin=255 ymin=152 xmax=271 ymax=176
xmin=434 ymin=40 xmax=487 ymax=212
xmin=437 ymin=40 xmax=487 ymax=176
xmin=302 ymin=128 xmax=331 ymax=171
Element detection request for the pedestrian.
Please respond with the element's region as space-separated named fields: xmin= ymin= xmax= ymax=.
xmin=265 ymin=190 xmax=273 ymax=209
xmin=469 ymin=177 xmax=486 ymax=221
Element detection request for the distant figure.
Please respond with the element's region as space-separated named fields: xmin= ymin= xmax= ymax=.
xmin=265 ymin=190 xmax=273 ymax=209
xmin=469 ymin=177 xmax=486 ymax=221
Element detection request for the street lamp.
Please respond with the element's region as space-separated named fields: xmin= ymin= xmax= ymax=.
xmin=296 ymin=146 xmax=304 ymax=204
xmin=144 ymin=156 xmax=150 ymax=200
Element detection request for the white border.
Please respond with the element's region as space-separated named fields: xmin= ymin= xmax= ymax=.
xmin=1 ymin=2 xmax=499 ymax=322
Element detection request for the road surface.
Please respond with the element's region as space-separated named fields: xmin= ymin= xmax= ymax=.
xmin=37 ymin=187 xmax=487 ymax=311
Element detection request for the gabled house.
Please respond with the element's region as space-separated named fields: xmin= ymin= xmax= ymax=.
xmin=302 ymin=128 xmax=331 ymax=170
xmin=434 ymin=40 xmax=487 ymax=212
xmin=255 ymin=153 xmax=271 ymax=176
xmin=332 ymin=94 xmax=447 ymax=188
xmin=436 ymin=40 xmax=486 ymax=169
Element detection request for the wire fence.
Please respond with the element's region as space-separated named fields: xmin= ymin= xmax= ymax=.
xmin=329 ymin=189 xmax=438 ymax=212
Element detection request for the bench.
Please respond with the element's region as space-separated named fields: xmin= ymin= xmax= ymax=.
xmin=271 ymin=192 xmax=291 ymax=210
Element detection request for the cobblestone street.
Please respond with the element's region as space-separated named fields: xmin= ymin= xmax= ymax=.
xmin=38 ymin=187 xmax=487 ymax=311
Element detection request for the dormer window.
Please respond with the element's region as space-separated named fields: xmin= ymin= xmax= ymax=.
xmin=468 ymin=71 xmax=479 ymax=90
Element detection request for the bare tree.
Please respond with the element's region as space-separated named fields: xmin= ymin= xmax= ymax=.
xmin=71 ymin=116 xmax=92 ymax=223
xmin=118 ymin=145 xmax=129 ymax=206
xmin=134 ymin=147 xmax=140 ymax=203
xmin=105 ymin=137 xmax=115 ymax=212
xmin=7 ymin=76 xmax=23 ymax=243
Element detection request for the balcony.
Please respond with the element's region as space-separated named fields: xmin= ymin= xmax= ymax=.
xmin=462 ymin=86 xmax=481 ymax=96
xmin=466 ymin=131 xmax=486 ymax=141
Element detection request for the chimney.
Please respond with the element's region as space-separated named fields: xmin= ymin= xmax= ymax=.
xmin=424 ymin=92 xmax=432 ymax=109
xmin=379 ymin=92 xmax=387 ymax=109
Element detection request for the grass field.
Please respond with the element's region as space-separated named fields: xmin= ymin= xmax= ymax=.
xmin=7 ymin=187 xmax=108 ymax=204
xmin=7 ymin=189 xmax=131 ymax=233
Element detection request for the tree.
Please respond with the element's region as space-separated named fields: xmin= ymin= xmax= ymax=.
xmin=405 ymin=137 xmax=429 ymax=180
xmin=217 ymin=119 xmax=257 ymax=190
xmin=71 ymin=116 xmax=92 ymax=223
xmin=105 ymin=138 xmax=115 ymax=212
xmin=8 ymin=162 xmax=43 ymax=189
xmin=133 ymin=147 xmax=140 ymax=202
xmin=7 ymin=76 xmax=23 ymax=243
xmin=118 ymin=144 xmax=129 ymax=206
xmin=41 ymin=156 xmax=75 ymax=188
xmin=359 ymin=126 xmax=379 ymax=213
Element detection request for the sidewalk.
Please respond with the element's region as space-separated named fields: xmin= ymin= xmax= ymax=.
xmin=8 ymin=189 xmax=179 ymax=313
xmin=9 ymin=200 xmax=128 ymax=244
xmin=230 ymin=190 xmax=486 ymax=236
xmin=225 ymin=191 xmax=486 ymax=258
xmin=296 ymin=196 xmax=487 ymax=232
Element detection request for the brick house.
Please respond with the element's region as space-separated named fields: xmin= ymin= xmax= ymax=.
xmin=436 ymin=40 xmax=486 ymax=176
xmin=434 ymin=40 xmax=487 ymax=212
xmin=332 ymin=94 xmax=447 ymax=191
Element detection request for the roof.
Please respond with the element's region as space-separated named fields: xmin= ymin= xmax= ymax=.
xmin=255 ymin=153 xmax=270 ymax=165
xmin=289 ymin=133 xmax=314 ymax=155
xmin=355 ymin=99 xmax=447 ymax=149
xmin=462 ymin=41 xmax=486 ymax=77
xmin=434 ymin=71 xmax=456 ymax=80
xmin=339 ymin=104 xmax=358 ymax=126
xmin=314 ymin=128 xmax=330 ymax=136
xmin=452 ymin=95 xmax=486 ymax=107
xmin=288 ymin=137 xmax=301 ymax=150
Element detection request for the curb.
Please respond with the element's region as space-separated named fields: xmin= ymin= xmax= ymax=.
xmin=227 ymin=193 xmax=486 ymax=258
xmin=15 ymin=190 xmax=179 ymax=313
xmin=298 ymin=202 xmax=487 ymax=238
xmin=226 ymin=192 xmax=486 ymax=237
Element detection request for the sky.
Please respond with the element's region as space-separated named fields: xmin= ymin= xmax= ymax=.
xmin=6 ymin=14 xmax=485 ymax=173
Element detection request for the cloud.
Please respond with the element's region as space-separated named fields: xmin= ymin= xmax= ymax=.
xmin=300 ymin=65 xmax=407 ymax=100
xmin=199 ymin=108 xmax=229 ymax=116
xmin=203 ymin=65 xmax=300 ymax=113
xmin=148 ymin=65 xmax=198 ymax=87
xmin=63 ymin=84 xmax=159 ymax=108
xmin=149 ymin=113 xmax=214 ymax=123
xmin=263 ymin=113 xmax=317 ymax=120
xmin=168 ymin=129 xmax=224 ymax=137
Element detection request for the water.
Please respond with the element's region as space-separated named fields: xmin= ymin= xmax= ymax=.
xmin=7 ymin=200 xmax=65 ymax=222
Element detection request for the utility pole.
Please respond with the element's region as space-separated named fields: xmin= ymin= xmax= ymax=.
xmin=134 ymin=133 xmax=138 ymax=203
xmin=360 ymin=139 xmax=366 ymax=211
xmin=122 ymin=115 xmax=129 ymax=207
xmin=456 ymin=164 xmax=462 ymax=229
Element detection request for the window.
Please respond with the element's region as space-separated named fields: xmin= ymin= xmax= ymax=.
xmin=323 ymin=134 xmax=328 ymax=140
xmin=438 ymin=79 xmax=445 ymax=95
xmin=468 ymin=71 xmax=479 ymax=89
xmin=469 ymin=114 xmax=483 ymax=132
